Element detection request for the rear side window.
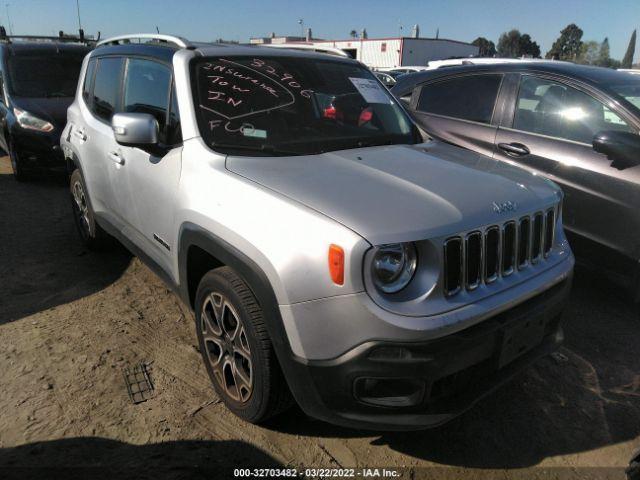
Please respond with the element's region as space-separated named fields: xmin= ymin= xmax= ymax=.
xmin=417 ymin=74 xmax=503 ymax=124
xmin=123 ymin=58 xmax=172 ymax=141
xmin=92 ymin=57 xmax=124 ymax=121
xmin=82 ymin=59 xmax=96 ymax=105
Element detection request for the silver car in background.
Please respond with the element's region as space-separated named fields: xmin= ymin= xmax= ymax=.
xmin=61 ymin=34 xmax=574 ymax=430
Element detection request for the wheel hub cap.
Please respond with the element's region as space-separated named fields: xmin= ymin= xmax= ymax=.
xmin=200 ymin=292 xmax=253 ymax=403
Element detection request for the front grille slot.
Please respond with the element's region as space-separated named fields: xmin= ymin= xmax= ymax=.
xmin=465 ymin=232 xmax=482 ymax=290
xmin=502 ymin=222 xmax=516 ymax=276
xmin=543 ymin=209 xmax=555 ymax=256
xmin=531 ymin=212 xmax=543 ymax=262
xmin=518 ymin=217 xmax=530 ymax=268
xmin=484 ymin=227 xmax=500 ymax=283
xmin=443 ymin=237 xmax=462 ymax=296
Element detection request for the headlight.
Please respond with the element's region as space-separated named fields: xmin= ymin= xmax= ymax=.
xmin=13 ymin=108 xmax=54 ymax=132
xmin=372 ymin=243 xmax=418 ymax=293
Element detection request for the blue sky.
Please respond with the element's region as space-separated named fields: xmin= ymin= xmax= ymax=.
xmin=6 ymin=0 xmax=640 ymax=60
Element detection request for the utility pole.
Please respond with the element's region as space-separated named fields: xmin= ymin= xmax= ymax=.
xmin=298 ymin=18 xmax=304 ymax=38
xmin=76 ymin=0 xmax=82 ymax=30
xmin=5 ymin=3 xmax=11 ymax=35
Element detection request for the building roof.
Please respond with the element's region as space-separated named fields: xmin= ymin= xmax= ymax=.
xmin=300 ymin=36 xmax=476 ymax=46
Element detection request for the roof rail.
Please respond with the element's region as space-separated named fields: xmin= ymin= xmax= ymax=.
xmin=0 ymin=26 xmax=97 ymax=45
xmin=261 ymin=43 xmax=350 ymax=58
xmin=97 ymin=33 xmax=191 ymax=49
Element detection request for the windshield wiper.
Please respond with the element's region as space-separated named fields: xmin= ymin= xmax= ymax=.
xmin=44 ymin=92 xmax=70 ymax=98
xmin=211 ymin=142 xmax=303 ymax=156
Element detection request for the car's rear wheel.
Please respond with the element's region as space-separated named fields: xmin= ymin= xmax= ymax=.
xmin=69 ymin=168 xmax=113 ymax=250
xmin=195 ymin=266 xmax=293 ymax=423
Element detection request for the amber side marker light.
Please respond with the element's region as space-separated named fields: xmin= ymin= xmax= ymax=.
xmin=328 ymin=244 xmax=345 ymax=285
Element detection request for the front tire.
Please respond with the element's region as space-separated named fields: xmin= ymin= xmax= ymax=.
xmin=195 ymin=266 xmax=293 ymax=423
xmin=69 ymin=169 xmax=113 ymax=250
xmin=9 ymin=143 xmax=30 ymax=182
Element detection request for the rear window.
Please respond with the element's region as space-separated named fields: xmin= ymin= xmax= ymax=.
xmin=7 ymin=52 xmax=86 ymax=98
xmin=82 ymin=58 xmax=96 ymax=105
xmin=192 ymin=56 xmax=417 ymax=156
xmin=417 ymin=74 xmax=503 ymax=124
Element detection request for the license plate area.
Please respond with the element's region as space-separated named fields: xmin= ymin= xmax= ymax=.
xmin=499 ymin=313 xmax=547 ymax=369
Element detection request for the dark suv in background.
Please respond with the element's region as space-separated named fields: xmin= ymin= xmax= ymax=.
xmin=0 ymin=39 xmax=90 ymax=180
xmin=393 ymin=62 xmax=640 ymax=301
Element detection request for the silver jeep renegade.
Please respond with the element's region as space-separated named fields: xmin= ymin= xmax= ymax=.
xmin=61 ymin=34 xmax=574 ymax=430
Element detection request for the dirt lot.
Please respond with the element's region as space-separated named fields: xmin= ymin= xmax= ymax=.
xmin=0 ymin=155 xmax=639 ymax=479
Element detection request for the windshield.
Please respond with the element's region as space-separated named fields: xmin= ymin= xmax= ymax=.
xmin=609 ymin=78 xmax=640 ymax=110
xmin=8 ymin=54 xmax=85 ymax=98
xmin=192 ymin=56 xmax=418 ymax=156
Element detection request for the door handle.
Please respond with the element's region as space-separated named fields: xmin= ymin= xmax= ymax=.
xmin=109 ymin=151 xmax=125 ymax=165
xmin=73 ymin=128 xmax=87 ymax=142
xmin=73 ymin=128 xmax=86 ymax=141
xmin=498 ymin=142 xmax=530 ymax=157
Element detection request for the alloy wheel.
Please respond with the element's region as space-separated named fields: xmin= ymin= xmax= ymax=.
xmin=72 ymin=179 xmax=90 ymax=237
xmin=200 ymin=292 xmax=253 ymax=403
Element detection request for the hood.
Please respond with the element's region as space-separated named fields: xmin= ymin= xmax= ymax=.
xmin=11 ymin=96 xmax=73 ymax=128
xmin=226 ymin=140 xmax=562 ymax=245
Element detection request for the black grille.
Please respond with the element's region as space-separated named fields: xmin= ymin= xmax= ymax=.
xmin=518 ymin=217 xmax=530 ymax=268
xmin=465 ymin=232 xmax=482 ymax=290
xmin=544 ymin=209 xmax=555 ymax=256
xmin=443 ymin=206 xmax=558 ymax=297
xmin=484 ymin=227 xmax=500 ymax=283
xmin=532 ymin=212 xmax=543 ymax=262
xmin=443 ymin=237 xmax=462 ymax=296
xmin=502 ymin=221 xmax=516 ymax=276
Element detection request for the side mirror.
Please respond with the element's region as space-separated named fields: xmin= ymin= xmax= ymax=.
xmin=592 ymin=130 xmax=640 ymax=170
xmin=111 ymin=113 xmax=158 ymax=149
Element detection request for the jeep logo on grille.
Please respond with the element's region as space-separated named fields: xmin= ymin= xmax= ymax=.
xmin=492 ymin=201 xmax=518 ymax=214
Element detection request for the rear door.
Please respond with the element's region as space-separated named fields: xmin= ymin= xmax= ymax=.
xmin=494 ymin=73 xmax=640 ymax=278
xmin=409 ymin=73 xmax=506 ymax=157
xmin=71 ymin=56 xmax=124 ymax=221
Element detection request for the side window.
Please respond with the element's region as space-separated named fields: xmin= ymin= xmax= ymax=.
xmin=92 ymin=57 xmax=124 ymax=122
xmin=82 ymin=58 xmax=96 ymax=106
xmin=166 ymin=85 xmax=182 ymax=145
xmin=513 ymin=75 xmax=633 ymax=144
xmin=123 ymin=58 xmax=171 ymax=142
xmin=417 ymin=74 xmax=503 ymax=124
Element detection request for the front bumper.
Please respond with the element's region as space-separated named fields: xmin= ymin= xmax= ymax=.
xmin=280 ymin=257 xmax=573 ymax=430
xmin=12 ymin=128 xmax=65 ymax=171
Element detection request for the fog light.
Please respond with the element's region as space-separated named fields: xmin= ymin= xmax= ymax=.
xmin=353 ymin=377 xmax=425 ymax=408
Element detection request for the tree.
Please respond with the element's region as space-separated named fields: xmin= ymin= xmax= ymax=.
xmin=546 ymin=23 xmax=583 ymax=60
xmin=349 ymin=29 xmax=358 ymax=39
xmin=519 ymin=34 xmax=541 ymax=58
xmin=496 ymin=30 xmax=540 ymax=58
xmin=578 ymin=40 xmax=600 ymax=65
xmin=472 ymin=37 xmax=496 ymax=57
xmin=497 ymin=29 xmax=522 ymax=58
xmin=596 ymin=37 xmax=611 ymax=66
xmin=622 ymin=29 xmax=636 ymax=68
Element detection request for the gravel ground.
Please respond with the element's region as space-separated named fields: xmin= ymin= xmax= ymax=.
xmin=0 ymin=156 xmax=638 ymax=480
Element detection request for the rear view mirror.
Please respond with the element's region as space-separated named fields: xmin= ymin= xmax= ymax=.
xmin=112 ymin=113 xmax=158 ymax=148
xmin=592 ymin=130 xmax=640 ymax=170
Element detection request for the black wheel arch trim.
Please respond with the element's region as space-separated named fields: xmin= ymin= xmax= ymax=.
xmin=177 ymin=222 xmax=329 ymax=415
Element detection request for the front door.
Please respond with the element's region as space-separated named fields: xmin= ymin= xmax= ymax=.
xmin=116 ymin=57 xmax=182 ymax=277
xmin=494 ymin=74 xmax=640 ymax=280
